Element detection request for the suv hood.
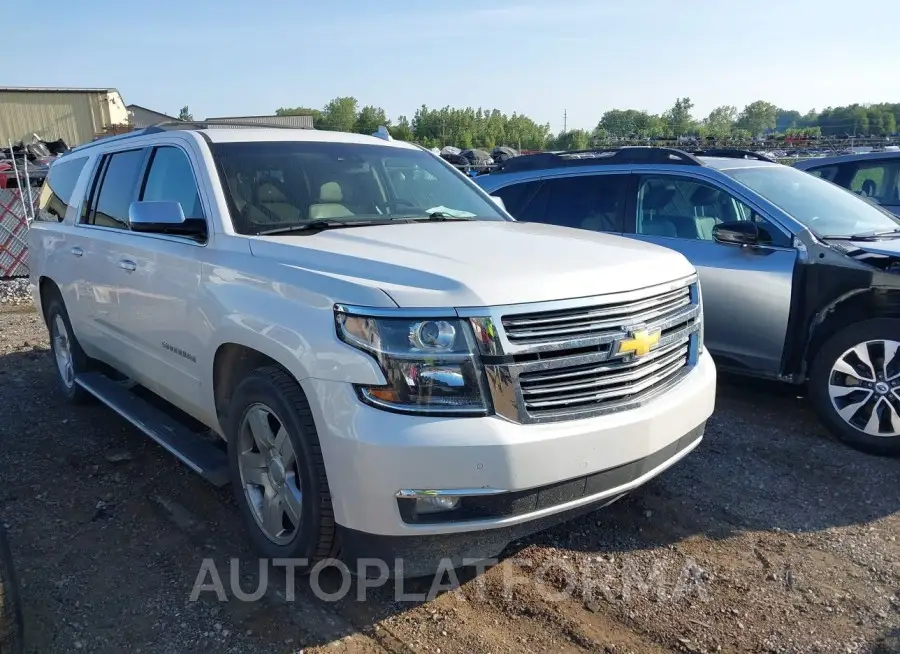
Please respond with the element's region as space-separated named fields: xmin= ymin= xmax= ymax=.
xmin=844 ymin=238 xmax=900 ymax=258
xmin=249 ymin=221 xmax=695 ymax=308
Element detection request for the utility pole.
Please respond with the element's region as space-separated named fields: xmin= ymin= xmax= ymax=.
xmin=563 ymin=109 xmax=567 ymax=134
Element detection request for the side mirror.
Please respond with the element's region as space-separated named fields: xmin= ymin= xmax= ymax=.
xmin=128 ymin=201 xmax=206 ymax=238
xmin=713 ymin=220 xmax=758 ymax=246
xmin=490 ymin=195 xmax=506 ymax=211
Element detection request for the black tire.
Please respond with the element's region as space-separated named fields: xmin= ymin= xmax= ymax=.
xmin=0 ymin=524 xmax=24 ymax=654
xmin=44 ymin=293 xmax=92 ymax=404
xmin=809 ymin=318 xmax=900 ymax=456
xmin=226 ymin=365 xmax=338 ymax=568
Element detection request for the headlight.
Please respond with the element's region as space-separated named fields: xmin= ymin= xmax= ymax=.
xmin=335 ymin=309 xmax=490 ymax=415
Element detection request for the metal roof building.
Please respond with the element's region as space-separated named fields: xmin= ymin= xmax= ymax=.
xmin=0 ymin=87 xmax=129 ymax=145
xmin=127 ymin=104 xmax=180 ymax=128
xmin=204 ymin=114 xmax=315 ymax=129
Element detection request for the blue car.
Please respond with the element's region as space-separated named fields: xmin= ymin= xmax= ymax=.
xmin=794 ymin=150 xmax=900 ymax=217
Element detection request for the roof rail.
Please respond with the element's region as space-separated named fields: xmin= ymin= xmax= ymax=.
xmin=145 ymin=119 xmax=313 ymax=131
xmin=692 ymin=148 xmax=777 ymax=163
xmin=493 ymin=146 xmax=703 ymax=174
xmin=68 ymin=127 xmax=159 ymax=153
xmin=67 ymin=119 xmax=317 ymax=153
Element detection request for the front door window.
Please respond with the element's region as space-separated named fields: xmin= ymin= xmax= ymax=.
xmin=634 ymin=175 xmax=789 ymax=246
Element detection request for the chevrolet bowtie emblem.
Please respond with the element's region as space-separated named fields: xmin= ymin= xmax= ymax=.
xmin=615 ymin=328 xmax=661 ymax=359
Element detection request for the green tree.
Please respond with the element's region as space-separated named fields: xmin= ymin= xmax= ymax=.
xmin=702 ymin=105 xmax=737 ymax=138
xmin=178 ymin=106 xmax=193 ymax=121
xmin=599 ymin=109 xmax=638 ymax=137
xmin=389 ymin=115 xmax=413 ymax=141
xmin=409 ymin=105 xmax=549 ymax=150
xmin=736 ymin=101 xmax=778 ymax=137
xmin=272 ymin=97 xmax=900 ymax=149
xmin=663 ymin=97 xmax=695 ymax=137
xmin=775 ymin=108 xmax=803 ymax=132
xmin=354 ymin=105 xmax=390 ymax=135
xmin=637 ymin=113 xmax=667 ymax=138
xmin=598 ymin=109 xmax=665 ymax=139
xmin=319 ymin=96 xmax=359 ymax=132
xmin=786 ymin=127 xmax=821 ymax=138
xmin=549 ymin=129 xmax=592 ymax=151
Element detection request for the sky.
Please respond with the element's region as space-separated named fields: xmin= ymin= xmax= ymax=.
xmin=10 ymin=0 xmax=899 ymax=132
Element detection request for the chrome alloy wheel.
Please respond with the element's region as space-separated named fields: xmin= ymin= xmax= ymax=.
xmin=51 ymin=314 xmax=75 ymax=389
xmin=237 ymin=404 xmax=304 ymax=544
xmin=828 ymin=339 xmax=900 ymax=438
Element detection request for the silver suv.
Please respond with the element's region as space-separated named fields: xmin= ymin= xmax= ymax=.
xmin=477 ymin=147 xmax=900 ymax=455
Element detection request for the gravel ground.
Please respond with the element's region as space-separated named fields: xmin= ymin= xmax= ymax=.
xmin=0 ymin=299 xmax=898 ymax=654
xmin=0 ymin=278 xmax=31 ymax=306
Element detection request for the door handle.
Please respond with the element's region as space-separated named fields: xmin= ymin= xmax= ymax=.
xmin=70 ymin=246 xmax=83 ymax=257
xmin=117 ymin=259 xmax=137 ymax=272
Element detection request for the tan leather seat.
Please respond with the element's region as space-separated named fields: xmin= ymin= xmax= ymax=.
xmin=256 ymin=183 xmax=301 ymax=223
xmin=309 ymin=182 xmax=354 ymax=220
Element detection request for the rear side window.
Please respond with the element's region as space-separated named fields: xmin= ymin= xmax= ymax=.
xmin=491 ymin=181 xmax=542 ymax=217
xmin=804 ymin=165 xmax=838 ymax=182
xmin=844 ymin=161 xmax=900 ymax=205
xmin=513 ymin=174 xmax=627 ymax=232
xmin=36 ymin=156 xmax=88 ymax=222
xmin=140 ymin=146 xmax=205 ymax=219
xmin=85 ymin=149 xmax=146 ymax=229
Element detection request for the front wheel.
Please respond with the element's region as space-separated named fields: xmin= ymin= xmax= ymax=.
xmin=809 ymin=319 xmax=900 ymax=456
xmin=226 ymin=366 xmax=338 ymax=568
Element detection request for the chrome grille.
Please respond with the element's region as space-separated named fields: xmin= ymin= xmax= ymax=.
xmin=519 ymin=340 xmax=689 ymax=416
xmin=473 ymin=275 xmax=701 ymax=424
xmin=502 ymin=285 xmax=691 ymax=345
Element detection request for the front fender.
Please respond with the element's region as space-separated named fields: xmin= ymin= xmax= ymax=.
xmin=199 ymin=259 xmax=395 ymax=407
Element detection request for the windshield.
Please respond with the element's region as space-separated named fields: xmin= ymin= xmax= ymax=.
xmin=210 ymin=141 xmax=508 ymax=235
xmin=723 ymin=165 xmax=900 ymax=238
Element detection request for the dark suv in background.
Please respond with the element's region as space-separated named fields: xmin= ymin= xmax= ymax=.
xmin=794 ymin=151 xmax=900 ymax=216
xmin=476 ymin=147 xmax=900 ymax=455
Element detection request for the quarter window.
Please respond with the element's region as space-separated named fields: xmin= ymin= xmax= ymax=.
xmin=140 ymin=146 xmax=204 ymax=219
xmin=86 ymin=149 xmax=146 ymax=229
xmin=36 ymin=156 xmax=88 ymax=222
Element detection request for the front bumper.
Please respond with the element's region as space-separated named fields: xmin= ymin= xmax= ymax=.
xmin=338 ymin=423 xmax=704 ymax=577
xmin=305 ymin=348 xmax=714 ymax=537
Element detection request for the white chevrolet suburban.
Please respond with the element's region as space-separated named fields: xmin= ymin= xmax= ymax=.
xmin=28 ymin=123 xmax=716 ymax=575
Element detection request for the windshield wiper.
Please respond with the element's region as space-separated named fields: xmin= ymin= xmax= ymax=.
xmin=258 ymin=219 xmax=389 ymax=236
xmin=824 ymin=228 xmax=900 ymax=241
xmin=428 ymin=213 xmax=471 ymax=221
xmin=422 ymin=211 xmax=474 ymax=221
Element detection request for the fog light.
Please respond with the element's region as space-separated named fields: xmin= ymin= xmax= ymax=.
xmin=415 ymin=495 xmax=461 ymax=514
